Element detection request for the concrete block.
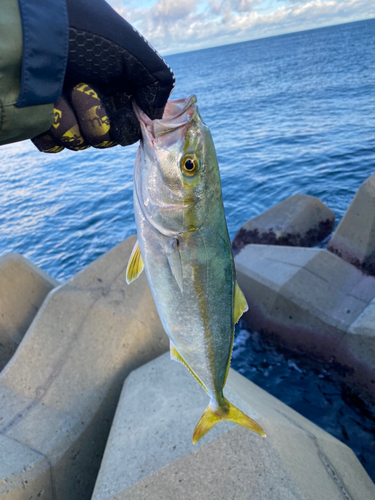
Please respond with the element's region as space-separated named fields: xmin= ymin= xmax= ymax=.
xmin=328 ymin=172 xmax=375 ymax=275
xmin=0 ymin=235 xmax=169 ymax=500
xmin=343 ymin=298 xmax=375 ymax=383
xmin=232 ymin=194 xmax=335 ymax=253
xmin=0 ymin=253 xmax=59 ymax=371
xmin=91 ymin=353 xmax=375 ymax=500
xmin=235 ymin=245 xmax=375 ymax=403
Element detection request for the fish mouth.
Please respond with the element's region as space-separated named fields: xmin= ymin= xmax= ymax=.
xmin=133 ymin=94 xmax=200 ymax=238
xmin=133 ymin=95 xmax=197 ymax=139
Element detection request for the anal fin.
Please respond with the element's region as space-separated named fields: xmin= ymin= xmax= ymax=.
xmin=170 ymin=342 xmax=208 ymax=394
xmin=126 ymin=240 xmax=144 ymax=284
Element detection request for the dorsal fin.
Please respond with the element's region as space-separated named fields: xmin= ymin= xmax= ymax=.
xmin=126 ymin=240 xmax=144 ymax=284
xmin=233 ymin=281 xmax=248 ymax=324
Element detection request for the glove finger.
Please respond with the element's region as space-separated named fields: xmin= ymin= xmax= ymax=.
xmin=32 ymin=132 xmax=65 ymax=153
xmin=70 ymin=83 xmax=117 ymax=149
xmin=103 ymin=92 xmax=141 ymax=147
xmin=134 ymin=81 xmax=169 ymax=121
xmin=50 ymin=97 xmax=90 ymax=151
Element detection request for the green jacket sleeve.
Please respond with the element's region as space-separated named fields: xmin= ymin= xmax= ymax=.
xmin=0 ymin=0 xmax=54 ymax=146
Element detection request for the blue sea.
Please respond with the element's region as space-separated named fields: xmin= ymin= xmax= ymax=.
xmin=1 ymin=19 xmax=375 ymax=480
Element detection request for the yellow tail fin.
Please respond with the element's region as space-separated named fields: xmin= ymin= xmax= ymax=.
xmin=192 ymin=398 xmax=266 ymax=444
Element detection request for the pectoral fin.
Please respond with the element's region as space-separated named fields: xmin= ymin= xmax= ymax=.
xmin=233 ymin=282 xmax=248 ymax=324
xmin=170 ymin=342 xmax=208 ymax=393
xmin=167 ymin=238 xmax=183 ymax=293
xmin=126 ymin=240 xmax=144 ymax=284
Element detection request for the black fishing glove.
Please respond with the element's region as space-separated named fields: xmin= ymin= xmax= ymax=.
xmin=32 ymin=0 xmax=175 ymax=153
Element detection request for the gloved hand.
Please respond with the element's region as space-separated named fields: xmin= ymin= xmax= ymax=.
xmin=32 ymin=0 xmax=174 ymax=153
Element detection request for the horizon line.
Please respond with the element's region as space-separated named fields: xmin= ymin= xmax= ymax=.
xmin=162 ymin=16 xmax=375 ymax=58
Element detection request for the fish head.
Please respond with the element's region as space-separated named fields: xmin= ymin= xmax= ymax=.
xmin=134 ymin=95 xmax=220 ymax=236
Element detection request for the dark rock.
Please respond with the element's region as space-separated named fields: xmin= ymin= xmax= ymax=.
xmin=232 ymin=194 xmax=335 ymax=254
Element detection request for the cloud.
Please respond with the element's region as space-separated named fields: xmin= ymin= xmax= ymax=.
xmin=153 ymin=0 xmax=198 ymax=21
xmin=232 ymin=0 xmax=260 ymax=12
xmin=209 ymin=0 xmax=222 ymax=14
xmin=209 ymin=0 xmax=260 ymax=14
xmin=285 ymin=0 xmax=312 ymax=4
xmin=109 ymin=0 xmax=375 ymax=54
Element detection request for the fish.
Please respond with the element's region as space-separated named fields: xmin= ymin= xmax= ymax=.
xmin=126 ymin=94 xmax=266 ymax=444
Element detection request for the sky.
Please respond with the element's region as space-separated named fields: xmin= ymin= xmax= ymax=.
xmin=108 ymin=0 xmax=375 ymax=55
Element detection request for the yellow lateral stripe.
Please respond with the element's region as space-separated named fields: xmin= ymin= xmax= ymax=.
xmin=126 ymin=240 xmax=144 ymax=284
xmin=223 ymin=328 xmax=235 ymax=388
xmin=170 ymin=343 xmax=208 ymax=394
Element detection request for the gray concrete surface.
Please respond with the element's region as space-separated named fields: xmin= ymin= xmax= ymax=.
xmin=232 ymin=194 xmax=335 ymax=253
xmin=328 ymin=172 xmax=375 ymax=275
xmin=0 ymin=253 xmax=59 ymax=371
xmin=235 ymin=244 xmax=375 ymax=404
xmin=91 ymin=352 xmax=375 ymax=500
xmin=0 ymin=236 xmax=169 ymax=500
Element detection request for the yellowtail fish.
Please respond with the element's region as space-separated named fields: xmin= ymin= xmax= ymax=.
xmin=127 ymin=95 xmax=266 ymax=444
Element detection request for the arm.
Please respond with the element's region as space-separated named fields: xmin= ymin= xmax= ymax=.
xmin=0 ymin=0 xmax=175 ymax=150
xmin=0 ymin=0 xmax=65 ymax=145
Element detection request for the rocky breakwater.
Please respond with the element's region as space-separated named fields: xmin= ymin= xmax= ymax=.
xmin=328 ymin=172 xmax=375 ymax=274
xmin=0 ymin=236 xmax=169 ymax=500
xmin=0 ymin=253 xmax=59 ymax=371
xmin=91 ymin=352 xmax=375 ymax=500
xmin=233 ymin=189 xmax=375 ymax=405
xmin=0 ymin=222 xmax=374 ymax=499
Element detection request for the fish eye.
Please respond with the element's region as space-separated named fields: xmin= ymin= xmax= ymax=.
xmin=181 ymin=155 xmax=199 ymax=176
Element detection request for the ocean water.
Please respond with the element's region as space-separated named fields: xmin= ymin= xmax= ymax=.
xmin=1 ymin=19 xmax=375 ymax=479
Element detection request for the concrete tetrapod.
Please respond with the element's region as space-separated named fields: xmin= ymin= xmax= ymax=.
xmin=235 ymin=244 xmax=375 ymax=404
xmin=0 ymin=253 xmax=59 ymax=371
xmin=328 ymin=172 xmax=375 ymax=275
xmin=232 ymin=194 xmax=335 ymax=254
xmin=91 ymin=352 xmax=375 ymax=500
xmin=0 ymin=236 xmax=169 ymax=500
